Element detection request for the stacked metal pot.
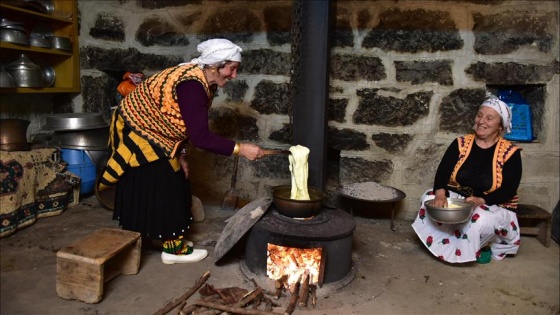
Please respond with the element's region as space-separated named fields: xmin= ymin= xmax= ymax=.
xmin=44 ymin=112 xmax=110 ymax=169
xmin=42 ymin=113 xmax=110 ymax=196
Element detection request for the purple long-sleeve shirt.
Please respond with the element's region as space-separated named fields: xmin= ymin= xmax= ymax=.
xmin=176 ymin=80 xmax=235 ymax=156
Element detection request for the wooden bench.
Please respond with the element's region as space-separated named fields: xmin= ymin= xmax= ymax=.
xmin=56 ymin=228 xmax=142 ymax=303
xmin=515 ymin=204 xmax=552 ymax=247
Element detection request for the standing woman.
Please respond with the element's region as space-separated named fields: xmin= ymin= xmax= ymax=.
xmin=98 ymin=39 xmax=265 ymax=264
xmin=412 ymin=96 xmax=522 ymax=263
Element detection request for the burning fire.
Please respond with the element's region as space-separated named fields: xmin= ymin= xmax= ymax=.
xmin=266 ymin=244 xmax=322 ymax=285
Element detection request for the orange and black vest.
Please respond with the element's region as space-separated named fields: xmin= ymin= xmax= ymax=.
xmin=448 ymin=134 xmax=520 ymax=209
xmin=99 ymin=64 xmax=214 ymax=189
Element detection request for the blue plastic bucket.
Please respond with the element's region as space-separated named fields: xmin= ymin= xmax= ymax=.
xmin=60 ymin=148 xmax=97 ymax=195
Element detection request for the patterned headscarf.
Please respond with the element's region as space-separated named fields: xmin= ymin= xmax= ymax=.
xmin=188 ymin=38 xmax=242 ymax=67
xmin=480 ymin=97 xmax=512 ymax=134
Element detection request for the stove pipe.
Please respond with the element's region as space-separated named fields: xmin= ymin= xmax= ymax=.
xmin=290 ymin=0 xmax=332 ymax=190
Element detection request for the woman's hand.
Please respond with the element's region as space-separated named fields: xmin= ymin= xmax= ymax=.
xmin=432 ymin=189 xmax=448 ymax=207
xmin=239 ymin=143 xmax=264 ymax=161
xmin=179 ymin=153 xmax=189 ymax=178
xmin=465 ymin=196 xmax=486 ymax=209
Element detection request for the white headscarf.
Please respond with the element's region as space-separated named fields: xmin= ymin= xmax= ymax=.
xmin=480 ymin=97 xmax=512 ymax=134
xmin=187 ymin=38 xmax=242 ymax=67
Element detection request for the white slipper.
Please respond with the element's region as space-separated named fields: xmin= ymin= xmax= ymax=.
xmin=161 ymin=249 xmax=208 ymax=264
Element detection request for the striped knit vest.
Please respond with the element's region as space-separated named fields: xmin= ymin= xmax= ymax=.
xmin=120 ymin=64 xmax=214 ymax=157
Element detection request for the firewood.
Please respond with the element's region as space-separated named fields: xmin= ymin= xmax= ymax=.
xmin=178 ymin=304 xmax=196 ymax=315
xmin=309 ymin=284 xmax=317 ymax=308
xmin=154 ymin=270 xmax=211 ymax=315
xmin=283 ymin=281 xmax=300 ymax=315
xmin=234 ymin=288 xmax=263 ymax=309
xmin=273 ymin=275 xmax=288 ymax=300
xmin=194 ymin=300 xmax=283 ymax=315
xmin=264 ymin=295 xmax=273 ymax=312
xmin=248 ymin=278 xmax=263 ymax=309
xmin=289 ymin=254 xmax=299 ymax=267
xmin=275 ymin=275 xmax=288 ymax=289
xmin=297 ymin=271 xmax=310 ymax=307
xmin=175 ymin=301 xmax=186 ymax=315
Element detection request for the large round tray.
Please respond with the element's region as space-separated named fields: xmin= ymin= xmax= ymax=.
xmin=338 ymin=182 xmax=406 ymax=203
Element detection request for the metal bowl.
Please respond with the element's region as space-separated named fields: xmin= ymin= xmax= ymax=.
xmin=1 ymin=25 xmax=26 ymax=32
xmin=272 ymin=185 xmax=325 ymax=218
xmin=46 ymin=36 xmax=72 ymax=51
xmin=44 ymin=113 xmax=108 ymax=131
xmin=23 ymin=0 xmax=54 ymax=14
xmin=34 ymin=57 xmax=55 ymax=86
xmin=424 ymin=198 xmax=474 ymax=224
xmin=29 ymin=33 xmax=51 ymax=48
xmin=0 ymin=28 xmax=29 ymax=45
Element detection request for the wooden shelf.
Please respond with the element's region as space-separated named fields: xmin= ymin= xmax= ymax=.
xmin=0 ymin=42 xmax=73 ymax=56
xmin=0 ymin=1 xmax=80 ymax=94
xmin=0 ymin=3 xmax=74 ymax=22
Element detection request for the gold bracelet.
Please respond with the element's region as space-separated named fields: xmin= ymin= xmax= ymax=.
xmin=232 ymin=142 xmax=240 ymax=156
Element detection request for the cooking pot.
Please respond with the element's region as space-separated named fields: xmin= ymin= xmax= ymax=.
xmin=6 ymin=54 xmax=43 ymax=88
xmin=272 ymin=185 xmax=325 ymax=218
xmin=0 ymin=119 xmax=30 ymax=151
xmin=50 ymin=127 xmax=109 ymax=150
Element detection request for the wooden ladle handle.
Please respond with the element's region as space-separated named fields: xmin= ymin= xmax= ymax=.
xmin=263 ymin=149 xmax=291 ymax=155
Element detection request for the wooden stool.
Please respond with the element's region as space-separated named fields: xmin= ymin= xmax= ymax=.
xmin=516 ymin=204 xmax=552 ymax=247
xmin=56 ymin=228 xmax=141 ymax=303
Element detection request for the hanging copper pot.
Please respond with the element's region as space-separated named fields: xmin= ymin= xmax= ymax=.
xmin=0 ymin=119 xmax=30 ymax=151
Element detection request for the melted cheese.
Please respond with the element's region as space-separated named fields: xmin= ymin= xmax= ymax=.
xmin=289 ymin=145 xmax=310 ymax=200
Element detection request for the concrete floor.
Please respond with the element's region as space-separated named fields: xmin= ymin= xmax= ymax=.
xmin=1 ymin=195 xmax=559 ymax=315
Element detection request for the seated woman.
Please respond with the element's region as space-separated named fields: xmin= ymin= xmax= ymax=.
xmin=412 ymin=96 xmax=522 ymax=263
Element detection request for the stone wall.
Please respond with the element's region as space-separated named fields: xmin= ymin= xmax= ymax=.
xmin=3 ymin=0 xmax=558 ymax=218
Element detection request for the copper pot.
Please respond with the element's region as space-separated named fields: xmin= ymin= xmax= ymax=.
xmin=0 ymin=119 xmax=30 ymax=151
xmin=272 ymin=185 xmax=325 ymax=218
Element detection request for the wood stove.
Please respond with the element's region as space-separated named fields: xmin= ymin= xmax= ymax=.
xmin=240 ymin=205 xmax=356 ymax=294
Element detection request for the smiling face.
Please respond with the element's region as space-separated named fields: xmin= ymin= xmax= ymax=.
xmin=204 ymin=61 xmax=239 ymax=87
xmin=473 ymin=106 xmax=503 ymax=141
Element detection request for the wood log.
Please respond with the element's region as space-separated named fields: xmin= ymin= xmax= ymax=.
xmin=273 ymin=275 xmax=288 ymax=300
xmin=264 ymin=295 xmax=273 ymax=312
xmin=283 ymin=282 xmax=300 ymax=315
xmin=275 ymin=275 xmax=288 ymax=289
xmin=249 ymin=278 xmax=262 ymax=309
xmin=297 ymin=271 xmax=310 ymax=307
xmin=154 ymin=270 xmax=211 ymax=315
xmin=178 ymin=304 xmax=197 ymax=315
xmin=289 ymin=254 xmax=299 ymax=268
xmin=234 ymin=288 xmax=263 ymax=308
xmin=194 ymin=300 xmax=283 ymax=315
xmin=175 ymin=301 xmax=186 ymax=315
xmin=309 ymin=284 xmax=317 ymax=308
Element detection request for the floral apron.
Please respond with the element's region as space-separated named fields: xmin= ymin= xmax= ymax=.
xmin=412 ymin=189 xmax=521 ymax=263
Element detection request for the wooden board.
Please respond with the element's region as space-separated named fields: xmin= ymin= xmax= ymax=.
xmin=213 ymin=197 xmax=272 ymax=263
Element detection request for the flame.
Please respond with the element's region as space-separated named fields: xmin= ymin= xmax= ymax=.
xmin=266 ymin=244 xmax=322 ymax=285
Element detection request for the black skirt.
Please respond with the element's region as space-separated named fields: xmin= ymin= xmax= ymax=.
xmin=113 ymin=158 xmax=192 ymax=240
